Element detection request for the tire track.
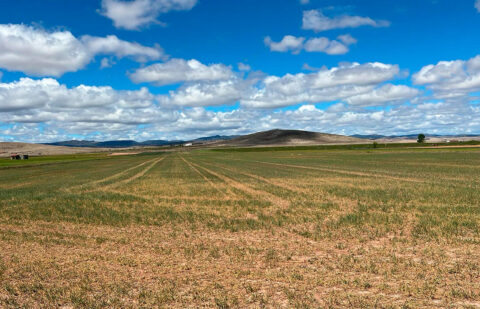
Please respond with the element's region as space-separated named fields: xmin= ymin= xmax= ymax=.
xmin=65 ymin=156 xmax=160 ymax=193
xmin=101 ymin=156 xmax=165 ymax=190
xmin=196 ymin=159 xmax=360 ymax=211
xmin=226 ymin=158 xmax=425 ymax=184
xmin=185 ymin=158 xmax=291 ymax=210
xmin=179 ymin=156 xmax=237 ymax=199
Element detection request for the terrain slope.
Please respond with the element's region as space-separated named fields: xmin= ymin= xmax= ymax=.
xmin=213 ymin=129 xmax=365 ymax=147
xmin=0 ymin=142 xmax=109 ymax=157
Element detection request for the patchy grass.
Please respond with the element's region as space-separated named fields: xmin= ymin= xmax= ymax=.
xmin=1 ymin=148 xmax=480 ymax=307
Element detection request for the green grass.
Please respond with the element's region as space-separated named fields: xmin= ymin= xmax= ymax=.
xmin=0 ymin=153 xmax=109 ymax=168
xmin=212 ymin=140 xmax=480 ymax=152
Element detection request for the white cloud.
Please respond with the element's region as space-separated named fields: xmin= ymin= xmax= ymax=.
xmin=100 ymin=0 xmax=197 ymax=30
xmin=0 ymin=24 xmax=90 ymax=77
xmin=476 ymin=0 xmax=480 ymax=12
xmin=337 ymin=34 xmax=357 ymax=45
xmin=159 ymin=79 xmax=248 ymax=107
xmin=100 ymin=58 xmax=115 ymax=69
xmin=82 ymin=35 xmax=163 ymax=62
xmin=0 ymin=24 xmax=163 ymax=76
xmin=0 ymin=75 xmax=478 ymax=143
xmin=345 ymin=84 xmax=421 ymax=107
xmin=265 ymin=35 xmax=356 ymax=55
xmin=264 ymin=35 xmax=305 ymax=53
xmin=300 ymin=0 xmax=310 ymax=5
xmin=241 ymin=62 xmax=400 ymax=108
xmin=129 ymin=59 xmax=235 ymax=85
xmin=238 ymin=63 xmax=251 ymax=72
xmin=412 ymin=55 xmax=480 ymax=99
xmin=302 ymin=9 xmax=390 ymax=32
xmin=3 ymin=98 xmax=480 ymax=143
xmin=154 ymin=61 xmax=404 ymax=109
xmin=304 ymin=37 xmax=349 ymax=55
xmin=6 ymin=56 xmax=480 ymax=142
xmin=0 ymin=78 xmax=155 ymax=112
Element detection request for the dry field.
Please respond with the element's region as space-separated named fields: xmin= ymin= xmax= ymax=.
xmin=0 ymin=142 xmax=108 ymax=157
xmin=0 ymin=148 xmax=480 ymax=308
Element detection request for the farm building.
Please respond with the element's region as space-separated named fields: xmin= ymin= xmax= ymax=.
xmin=10 ymin=154 xmax=29 ymax=160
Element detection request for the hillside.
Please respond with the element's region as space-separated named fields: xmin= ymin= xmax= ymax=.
xmin=212 ymin=129 xmax=365 ymax=147
xmin=0 ymin=142 xmax=110 ymax=157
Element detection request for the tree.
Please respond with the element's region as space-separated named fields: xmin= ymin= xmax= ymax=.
xmin=417 ymin=134 xmax=426 ymax=143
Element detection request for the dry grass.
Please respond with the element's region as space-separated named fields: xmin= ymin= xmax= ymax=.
xmin=1 ymin=149 xmax=480 ymax=308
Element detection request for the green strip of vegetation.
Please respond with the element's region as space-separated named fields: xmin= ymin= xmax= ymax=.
xmin=211 ymin=141 xmax=480 ymax=152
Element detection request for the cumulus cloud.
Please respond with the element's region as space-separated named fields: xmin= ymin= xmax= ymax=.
xmin=304 ymin=37 xmax=349 ymax=55
xmin=129 ymin=59 xmax=235 ymax=85
xmin=337 ymin=34 xmax=357 ymax=45
xmin=241 ymin=62 xmax=400 ymax=108
xmin=82 ymin=35 xmax=163 ymax=62
xmin=238 ymin=63 xmax=251 ymax=72
xmin=7 ymin=56 xmax=474 ymax=143
xmin=413 ymin=55 xmax=480 ymax=99
xmin=100 ymin=0 xmax=197 ymax=30
xmin=302 ymin=9 xmax=390 ymax=32
xmin=264 ymin=35 xmax=305 ymax=53
xmin=100 ymin=58 xmax=115 ymax=69
xmin=154 ymin=61 xmax=405 ymax=109
xmin=345 ymin=84 xmax=421 ymax=107
xmin=159 ymin=80 xmax=247 ymax=107
xmin=3 ymin=98 xmax=480 ymax=143
xmin=0 ymin=24 xmax=163 ymax=76
xmin=265 ymin=35 xmax=356 ymax=55
xmin=1 ymin=74 xmax=477 ymax=143
xmin=0 ymin=78 xmax=154 ymax=113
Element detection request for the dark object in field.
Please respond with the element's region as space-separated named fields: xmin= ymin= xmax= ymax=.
xmin=10 ymin=153 xmax=29 ymax=160
xmin=417 ymin=134 xmax=426 ymax=143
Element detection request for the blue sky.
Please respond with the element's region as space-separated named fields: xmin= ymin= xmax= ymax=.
xmin=1 ymin=0 xmax=480 ymax=142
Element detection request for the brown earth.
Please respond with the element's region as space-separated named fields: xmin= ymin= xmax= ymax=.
xmin=211 ymin=129 xmax=366 ymax=147
xmin=0 ymin=142 xmax=112 ymax=157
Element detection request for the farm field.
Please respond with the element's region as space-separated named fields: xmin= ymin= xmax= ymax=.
xmin=0 ymin=148 xmax=480 ymax=308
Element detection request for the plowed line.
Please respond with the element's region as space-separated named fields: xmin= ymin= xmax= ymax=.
xmin=229 ymin=158 xmax=424 ymax=184
xmin=66 ymin=156 xmax=160 ymax=192
xmin=179 ymin=156 xmax=235 ymax=199
xmin=106 ymin=189 xmax=240 ymax=203
xmin=186 ymin=159 xmax=290 ymax=210
xmin=197 ymin=160 xmax=360 ymax=210
xmin=102 ymin=157 xmax=164 ymax=190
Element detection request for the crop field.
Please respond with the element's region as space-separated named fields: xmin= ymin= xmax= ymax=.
xmin=1 ymin=148 xmax=480 ymax=308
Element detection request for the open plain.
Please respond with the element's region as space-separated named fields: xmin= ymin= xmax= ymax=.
xmin=1 ymin=148 xmax=480 ymax=308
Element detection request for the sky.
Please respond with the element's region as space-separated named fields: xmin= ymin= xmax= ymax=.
xmin=1 ymin=0 xmax=480 ymax=142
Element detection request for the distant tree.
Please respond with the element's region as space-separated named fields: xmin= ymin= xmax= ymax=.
xmin=417 ymin=134 xmax=426 ymax=143
xmin=372 ymin=141 xmax=378 ymax=148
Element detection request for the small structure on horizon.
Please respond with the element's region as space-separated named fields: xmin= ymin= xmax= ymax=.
xmin=10 ymin=154 xmax=29 ymax=160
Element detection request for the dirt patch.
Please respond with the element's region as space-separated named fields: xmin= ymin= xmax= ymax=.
xmin=413 ymin=145 xmax=480 ymax=149
xmin=108 ymin=152 xmax=141 ymax=156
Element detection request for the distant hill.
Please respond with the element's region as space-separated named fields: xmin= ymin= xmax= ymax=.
xmin=45 ymin=135 xmax=239 ymax=148
xmin=0 ymin=142 xmax=106 ymax=157
xmin=351 ymin=134 xmax=480 ymax=139
xmin=46 ymin=139 xmax=181 ymax=148
xmin=192 ymin=135 xmax=239 ymax=142
xmin=212 ymin=129 xmax=365 ymax=147
xmin=41 ymin=131 xmax=480 ymax=149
